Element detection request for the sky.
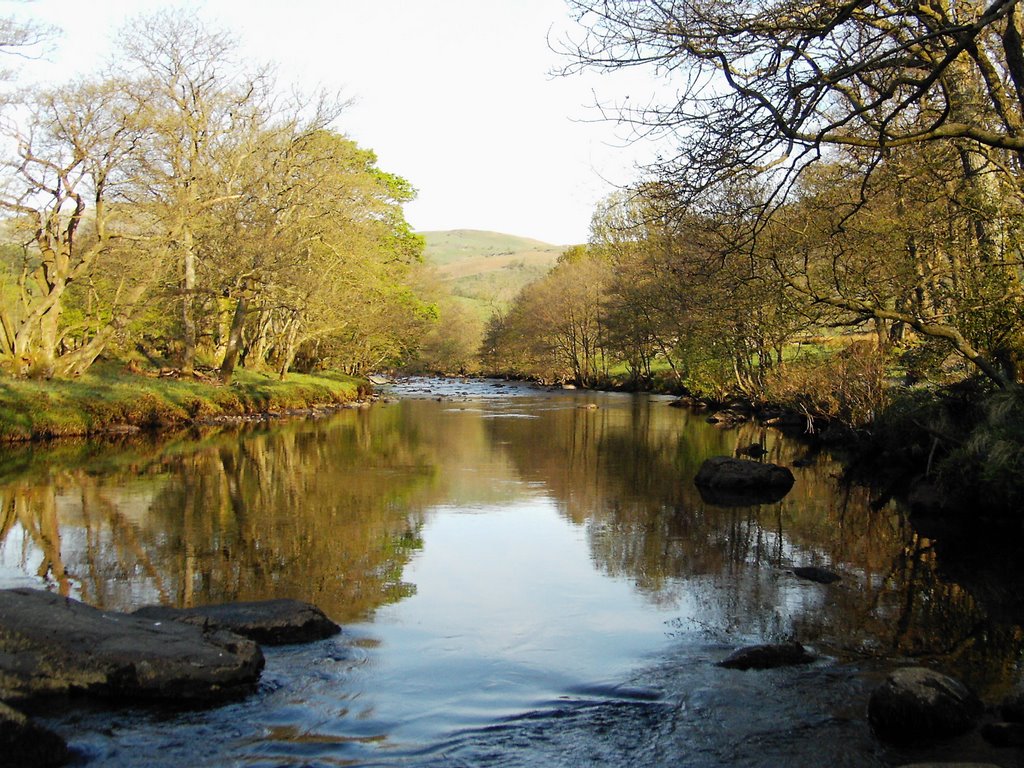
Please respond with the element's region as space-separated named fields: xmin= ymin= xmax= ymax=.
xmin=8 ymin=0 xmax=660 ymax=245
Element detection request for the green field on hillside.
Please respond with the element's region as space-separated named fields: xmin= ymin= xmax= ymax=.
xmin=421 ymin=229 xmax=569 ymax=312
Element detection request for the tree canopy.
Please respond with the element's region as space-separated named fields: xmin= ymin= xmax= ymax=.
xmin=553 ymin=0 xmax=1024 ymax=388
xmin=0 ymin=10 xmax=434 ymax=381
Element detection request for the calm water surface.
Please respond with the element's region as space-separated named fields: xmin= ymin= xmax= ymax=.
xmin=1 ymin=378 xmax=1021 ymax=767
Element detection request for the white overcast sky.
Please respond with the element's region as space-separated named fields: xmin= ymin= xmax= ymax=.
xmin=8 ymin=0 xmax=660 ymax=245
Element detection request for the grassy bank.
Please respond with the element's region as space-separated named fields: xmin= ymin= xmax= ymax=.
xmin=0 ymin=364 xmax=369 ymax=441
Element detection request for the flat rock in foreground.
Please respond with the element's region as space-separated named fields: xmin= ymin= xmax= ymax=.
xmin=0 ymin=588 xmax=264 ymax=707
xmin=133 ymin=599 xmax=340 ymax=646
xmin=694 ymin=456 xmax=795 ymax=506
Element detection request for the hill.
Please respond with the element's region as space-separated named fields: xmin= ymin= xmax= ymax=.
xmin=420 ymin=229 xmax=569 ymax=311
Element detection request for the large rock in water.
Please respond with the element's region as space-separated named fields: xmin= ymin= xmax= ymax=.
xmin=694 ymin=456 xmax=795 ymax=506
xmin=0 ymin=588 xmax=264 ymax=707
xmin=0 ymin=700 xmax=69 ymax=767
xmin=868 ymin=667 xmax=983 ymax=743
xmin=133 ymin=599 xmax=340 ymax=646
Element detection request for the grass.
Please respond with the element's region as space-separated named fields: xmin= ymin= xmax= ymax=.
xmin=0 ymin=363 xmax=366 ymax=441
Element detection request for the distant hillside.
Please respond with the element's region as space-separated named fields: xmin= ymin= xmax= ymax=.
xmin=421 ymin=229 xmax=569 ymax=312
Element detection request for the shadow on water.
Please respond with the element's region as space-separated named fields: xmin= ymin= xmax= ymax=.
xmin=0 ymin=379 xmax=1021 ymax=766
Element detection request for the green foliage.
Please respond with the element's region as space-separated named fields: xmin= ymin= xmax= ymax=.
xmin=0 ymin=12 xmax=433 ymax=381
xmin=936 ymin=387 xmax=1024 ymax=514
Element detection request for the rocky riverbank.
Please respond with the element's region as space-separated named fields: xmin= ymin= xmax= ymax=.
xmin=0 ymin=589 xmax=341 ymax=767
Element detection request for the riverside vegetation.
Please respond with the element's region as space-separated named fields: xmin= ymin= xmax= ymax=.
xmin=4 ymin=3 xmax=1024 ymax=519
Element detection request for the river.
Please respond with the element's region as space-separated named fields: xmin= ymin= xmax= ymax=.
xmin=0 ymin=378 xmax=1020 ymax=766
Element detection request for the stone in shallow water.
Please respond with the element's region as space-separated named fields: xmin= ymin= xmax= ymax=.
xmin=791 ymin=566 xmax=842 ymax=584
xmin=694 ymin=456 xmax=795 ymax=506
xmin=133 ymin=599 xmax=340 ymax=646
xmin=0 ymin=588 xmax=264 ymax=707
xmin=868 ymin=667 xmax=982 ymax=743
xmin=716 ymin=641 xmax=815 ymax=670
xmin=981 ymin=721 xmax=1024 ymax=747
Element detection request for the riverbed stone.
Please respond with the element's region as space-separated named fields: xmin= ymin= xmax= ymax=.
xmin=694 ymin=456 xmax=795 ymax=506
xmin=0 ymin=588 xmax=264 ymax=707
xmin=133 ymin=599 xmax=340 ymax=646
xmin=736 ymin=443 xmax=768 ymax=458
xmin=791 ymin=566 xmax=842 ymax=584
xmin=0 ymin=700 xmax=69 ymax=767
xmin=981 ymin=721 xmax=1024 ymax=747
xmin=716 ymin=641 xmax=815 ymax=670
xmin=868 ymin=667 xmax=982 ymax=743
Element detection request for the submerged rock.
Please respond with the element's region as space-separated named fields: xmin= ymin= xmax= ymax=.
xmin=133 ymin=599 xmax=340 ymax=646
xmin=0 ymin=700 xmax=69 ymax=767
xmin=736 ymin=443 xmax=768 ymax=458
xmin=791 ymin=566 xmax=842 ymax=584
xmin=868 ymin=667 xmax=982 ymax=743
xmin=694 ymin=456 xmax=795 ymax=506
xmin=0 ymin=588 xmax=264 ymax=707
xmin=716 ymin=641 xmax=815 ymax=671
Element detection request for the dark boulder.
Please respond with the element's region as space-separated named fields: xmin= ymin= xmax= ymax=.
xmin=694 ymin=456 xmax=795 ymax=506
xmin=134 ymin=599 xmax=340 ymax=646
xmin=716 ymin=641 xmax=815 ymax=671
xmin=1001 ymin=691 xmax=1024 ymax=722
xmin=981 ymin=721 xmax=1024 ymax=747
xmin=791 ymin=566 xmax=842 ymax=584
xmin=0 ymin=700 xmax=69 ymax=767
xmin=868 ymin=667 xmax=982 ymax=743
xmin=0 ymin=588 xmax=264 ymax=707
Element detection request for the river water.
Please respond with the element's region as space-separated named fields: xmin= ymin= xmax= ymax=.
xmin=1 ymin=378 xmax=1021 ymax=767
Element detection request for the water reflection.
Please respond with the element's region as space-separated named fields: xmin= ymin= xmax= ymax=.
xmin=479 ymin=392 xmax=1023 ymax=693
xmin=0 ymin=380 xmax=1021 ymax=705
xmin=0 ymin=410 xmax=433 ymax=622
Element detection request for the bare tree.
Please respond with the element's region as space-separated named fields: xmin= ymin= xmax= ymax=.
xmin=0 ymin=80 xmax=146 ymax=376
xmin=562 ymin=0 xmax=1024 ymax=384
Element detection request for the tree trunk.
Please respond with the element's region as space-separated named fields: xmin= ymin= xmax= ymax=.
xmin=180 ymin=225 xmax=197 ymax=376
xmin=219 ymin=293 xmax=248 ymax=384
xmin=277 ymin=311 xmax=302 ymax=380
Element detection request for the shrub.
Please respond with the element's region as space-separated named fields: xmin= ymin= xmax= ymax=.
xmin=762 ymin=342 xmax=890 ymax=427
xmin=937 ymin=387 xmax=1024 ymax=514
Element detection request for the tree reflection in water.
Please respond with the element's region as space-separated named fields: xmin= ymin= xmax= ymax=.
xmin=483 ymin=393 xmax=1023 ymax=696
xmin=0 ymin=408 xmax=432 ymax=622
xmin=0 ymin=387 xmax=1021 ymax=699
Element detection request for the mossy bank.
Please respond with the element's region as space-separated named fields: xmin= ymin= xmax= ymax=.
xmin=0 ymin=365 xmax=369 ymax=441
